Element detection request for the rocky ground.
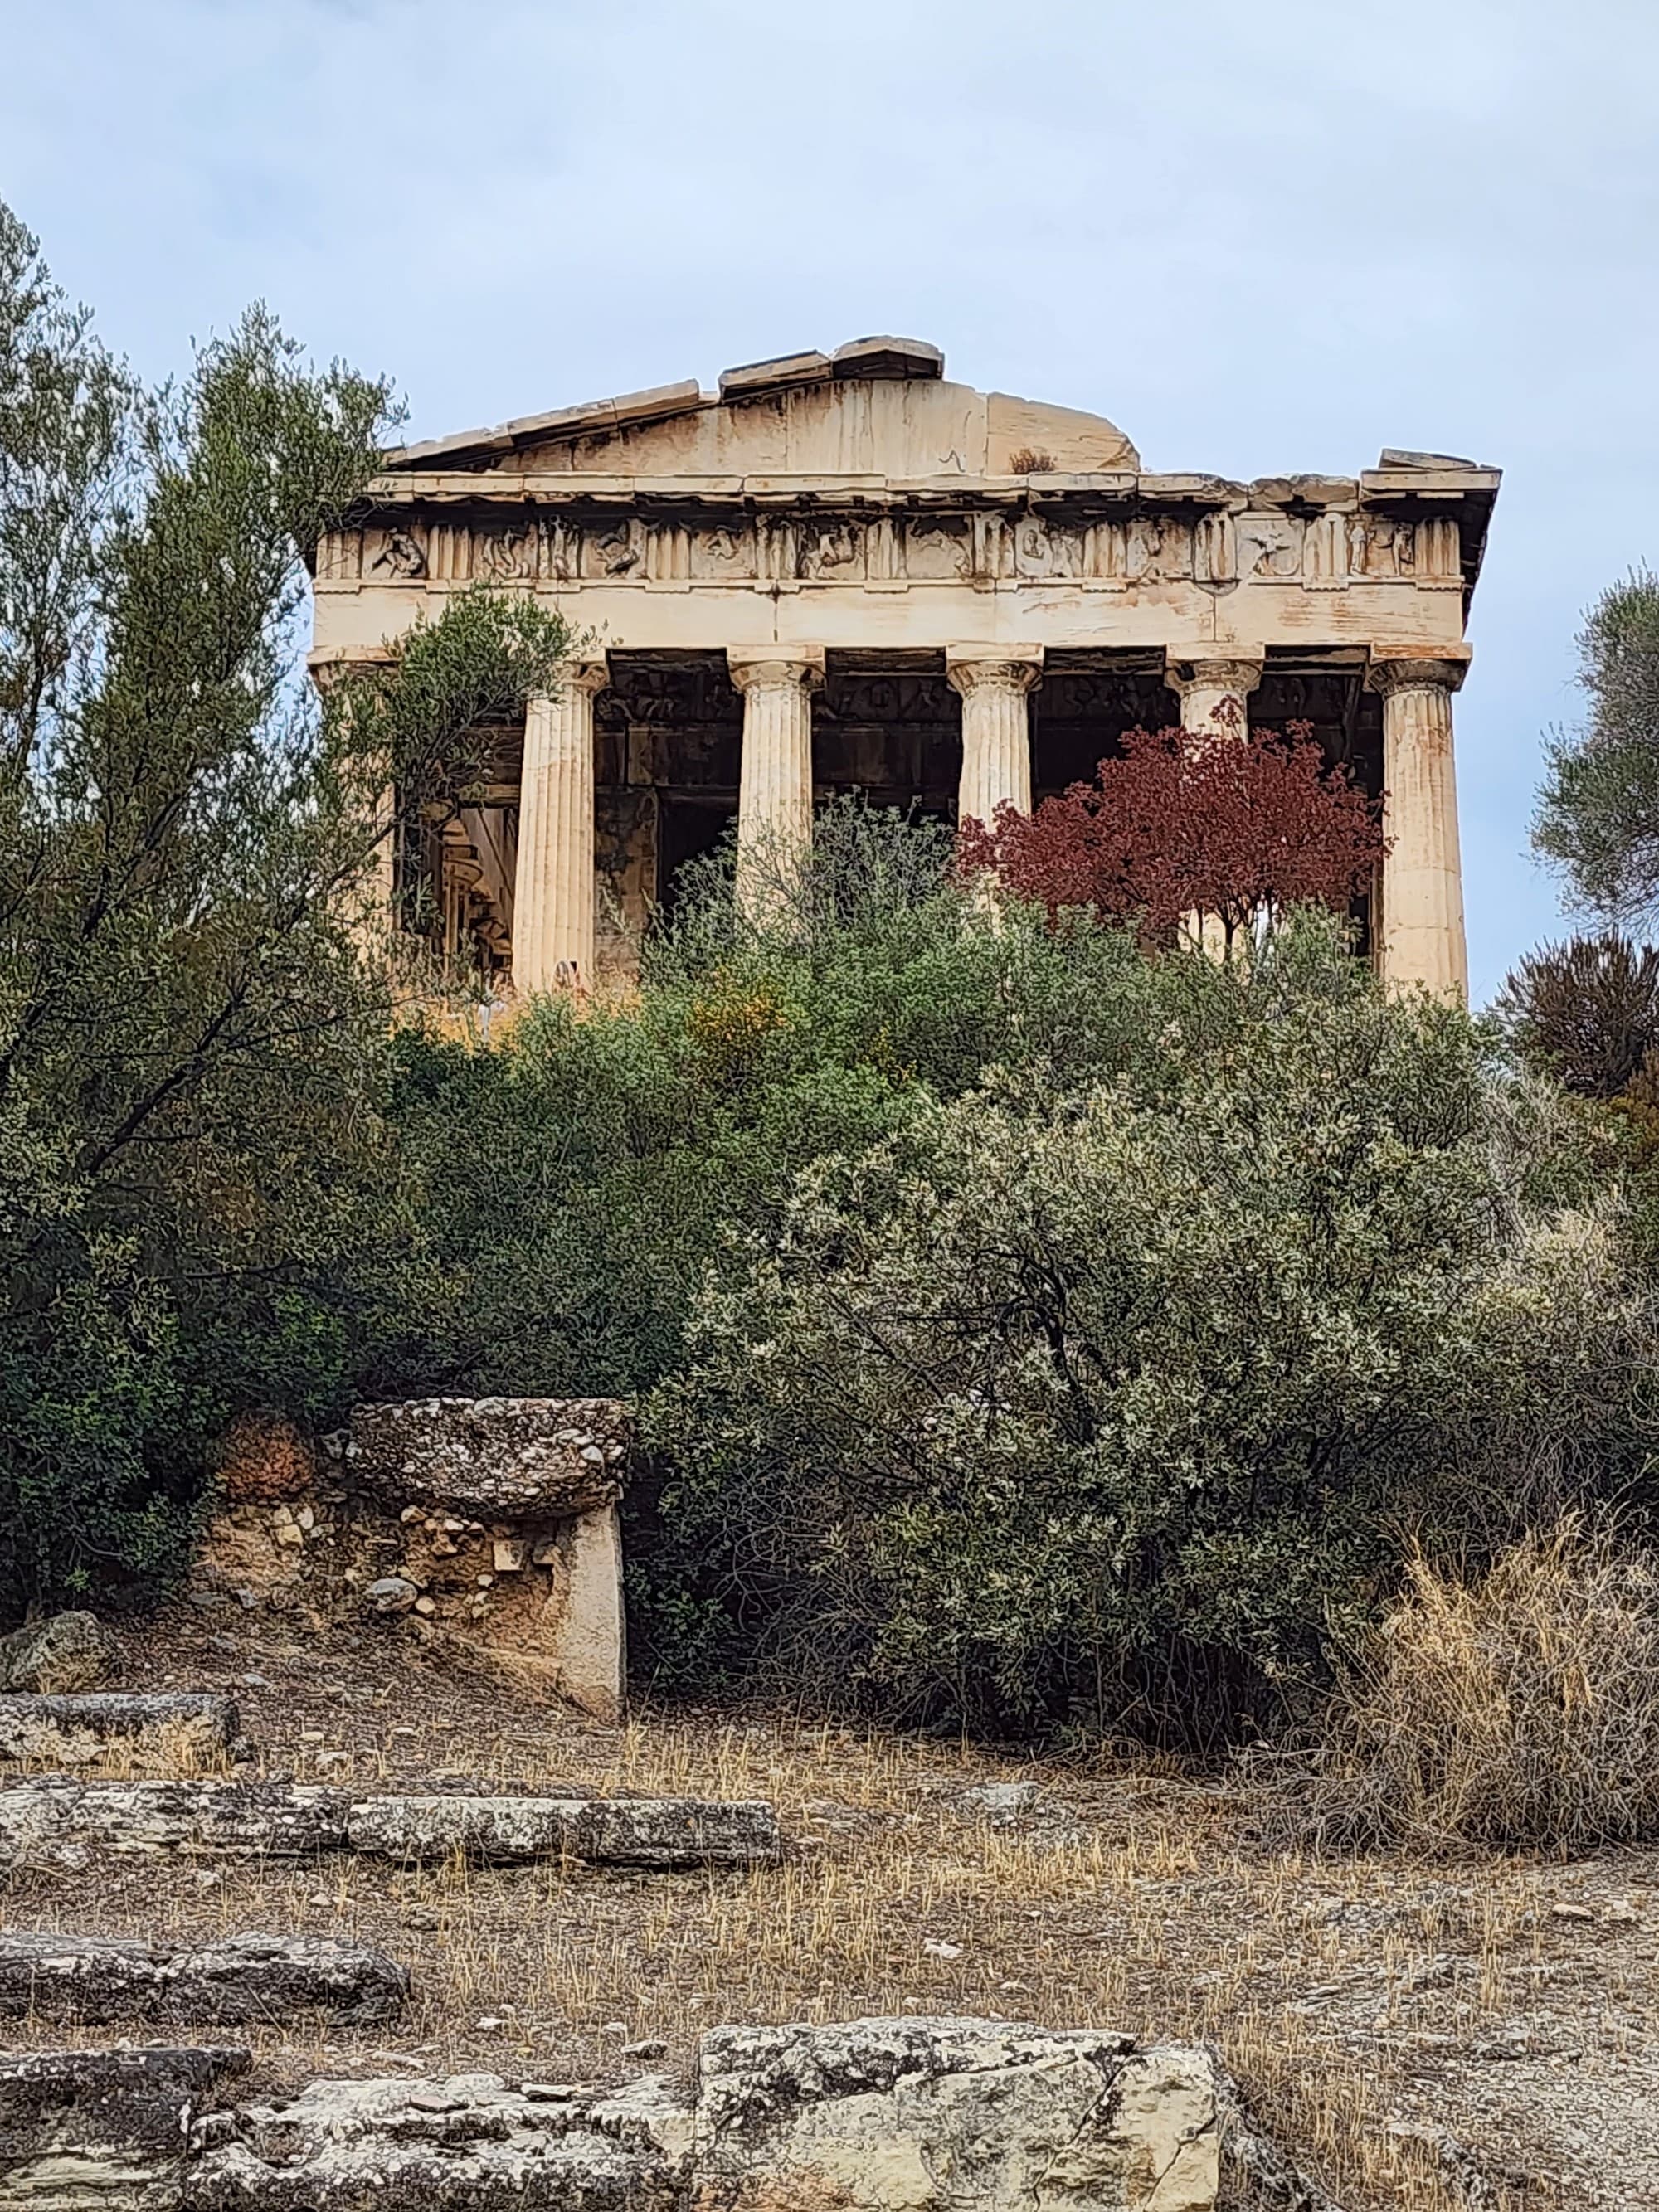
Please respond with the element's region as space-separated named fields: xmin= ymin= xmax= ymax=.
xmin=1 ymin=1614 xmax=1655 ymax=2212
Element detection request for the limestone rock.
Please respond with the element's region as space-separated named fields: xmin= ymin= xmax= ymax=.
xmin=0 ymin=2022 xmax=1270 ymax=2209
xmin=0 ymin=2044 xmax=249 ymax=2212
xmin=0 ymin=1694 xmax=241 ymax=1767
xmin=0 ymin=1779 xmax=781 ymax=1872
xmin=345 ymin=1791 xmax=782 ymax=1869
xmin=348 ymin=1397 xmax=630 ymax=1518
xmin=692 ymin=2017 xmax=1221 ymax=2212
xmin=362 ymin=1576 xmax=419 ymax=1614
xmin=184 ymin=2073 xmax=685 ymax=2211
xmin=0 ymin=1612 xmax=119 ymax=1694
xmin=0 ymin=1932 xmax=408 ymax=2026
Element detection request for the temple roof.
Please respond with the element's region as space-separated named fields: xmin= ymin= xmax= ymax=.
xmin=383 ymin=338 xmax=1143 ymax=479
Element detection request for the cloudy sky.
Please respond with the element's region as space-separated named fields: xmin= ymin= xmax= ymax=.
xmin=5 ymin=0 xmax=1652 ymax=1000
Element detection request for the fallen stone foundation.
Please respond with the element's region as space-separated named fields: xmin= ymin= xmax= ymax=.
xmin=0 ymin=1694 xmax=243 ymax=1767
xmin=0 ymin=1778 xmax=782 ymax=1871
xmin=0 ymin=2017 xmax=1246 ymax=2210
xmin=0 ymin=1932 xmax=408 ymax=2026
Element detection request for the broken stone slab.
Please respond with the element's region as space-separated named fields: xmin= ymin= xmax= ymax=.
xmin=184 ymin=2070 xmax=686 ymax=2211
xmin=0 ymin=1779 xmax=783 ymax=1872
xmin=0 ymin=2044 xmax=249 ymax=2212
xmin=0 ymin=1694 xmax=243 ymax=1767
xmin=347 ymin=1397 xmax=630 ymax=1519
xmin=1 ymin=2020 xmax=1319 ymax=2210
xmin=344 ymin=1791 xmax=782 ymax=1868
xmin=0 ymin=1612 xmax=120 ymax=1694
xmin=0 ymin=1932 xmax=409 ymax=2026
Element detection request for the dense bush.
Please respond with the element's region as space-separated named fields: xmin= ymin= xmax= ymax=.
xmin=639 ymin=907 xmax=1656 ymax=1744
xmin=1499 ymin=931 xmax=1659 ymax=1098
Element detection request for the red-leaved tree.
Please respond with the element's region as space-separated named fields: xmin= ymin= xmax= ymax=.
xmin=959 ymin=709 xmax=1387 ymax=955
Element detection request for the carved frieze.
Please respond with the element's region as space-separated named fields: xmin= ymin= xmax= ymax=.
xmin=1014 ymin=516 xmax=1082 ymax=581
xmin=690 ymin=523 xmax=752 ymax=581
xmin=1302 ymin=512 xmax=1350 ymax=589
xmin=364 ymin=525 xmax=425 ymax=581
xmin=800 ymin=522 xmax=864 ymax=581
xmin=539 ymin=517 xmax=581 ymax=583
xmin=586 ymin=521 xmax=646 ymax=581
xmin=1125 ymin=516 xmax=1191 ymax=583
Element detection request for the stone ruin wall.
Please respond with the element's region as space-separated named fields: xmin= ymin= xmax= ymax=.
xmin=192 ymin=1398 xmax=628 ymax=1720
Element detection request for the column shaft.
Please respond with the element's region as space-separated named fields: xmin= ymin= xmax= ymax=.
xmin=729 ymin=651 xmax=823 ymax=916
xmin=1368 ymin=654 xmax=1470 ymax=1001
xmin=513 ymin=660 xmax=606 ymax=994
xmin=947 ymin=649 xmax=1044 ymax=824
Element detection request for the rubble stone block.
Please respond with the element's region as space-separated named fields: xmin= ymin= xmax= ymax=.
xmin=347 ymin=1397 xmax=629 ymax=1519
xmin=0 ymin=1612 xmax=119 ymax=1694
xmin=0 ymin=1932 xmax=409 ymax=2026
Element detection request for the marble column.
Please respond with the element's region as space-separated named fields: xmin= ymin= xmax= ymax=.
xmin=513 ymin=658 xmax=607 ymax=994
xmin=1163 ymin=653 xmax=1263 ymax=740
xmin=946 ymin=647 xmax=1044 ymax=824
xmin=1366 ymin=652 xmax=1470 ymax=1002
xmin=728 ymin=649 xmax=824 ymax=916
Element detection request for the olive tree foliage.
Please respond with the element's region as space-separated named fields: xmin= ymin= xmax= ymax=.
xmin=646 ymin=916 xmax=1657 ymax=1745
xmin=0 ymin=202 xmax=572 ymax=1614
xmin=1535 ymin=571 xmax=1659 ymax=924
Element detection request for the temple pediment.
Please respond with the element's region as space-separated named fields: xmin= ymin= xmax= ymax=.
xmin=386 ymin=338 xmax=1141 ymax=482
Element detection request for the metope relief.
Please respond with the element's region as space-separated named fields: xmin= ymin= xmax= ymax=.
xmin=1348 ymin=516 xmax=1415 ymax=579
xmin=473 ymin=525 xmax=535 ymax=582
xmin=365 ymin=525 xmax=426 ymax=581
xmin=1124 ymin=515 xmax=1191 ymax=584
xmin=800 ymin=523 xmax=864 ymax=581
xmin=538 ymin=518 xmax=581 ymax=584
xmin=1238 ymin=513 xmax=1302 ymax=582
xmin=904 ymin=518 xmax=970 ymax=581
xmin=689 ymin=523 xmax=753 ymax=582
xmin=584 ymin=521 xmax=646 ymax=581
xmin=1014 ymin=516 xmax=1083 ymax=581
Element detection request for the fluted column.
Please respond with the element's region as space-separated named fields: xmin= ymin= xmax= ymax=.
xmin=513 ymin=658 xmax=607 ymax=994
xmin=728 ymin=649 xmax=824 ymax=916
xmin=1163 ymin=653 xmax=1263 ymax=740
xmin=946 ymin=647 xmax=1044 ymax=824
xmin=1367 ymin=652 xmax=1470 ymax=1002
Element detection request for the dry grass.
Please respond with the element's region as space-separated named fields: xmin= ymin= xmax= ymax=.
xmin=1307 ymin=1520 xmax=1659 ymax=1854
xmin=5 ymin=1621 xmax=1656 ymax=2210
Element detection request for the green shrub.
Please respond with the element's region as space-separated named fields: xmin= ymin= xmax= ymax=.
xmin=642 ymin=915 xmax=1657 ymax=1745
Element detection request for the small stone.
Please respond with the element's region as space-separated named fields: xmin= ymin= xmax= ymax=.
xmin=294 ymin=1506 xmax=316 ymax=1534
xmin=400 ymin=1505 xmax=423 ymax=1524
xmin=270 ymin=1505 xmax=293 ymax=1528
xmin=308 ymin=1891 xmax=333 ymax=1908
xmin=365 ymin=1577 xmax=420 ymax=1615
xmin=1551 ymin=1903 xmax=1595 ymax=1923
xmin=314 ymin=1749 xmax=351 ymax=1772
xmin=599 ymin=2020 xmax=630 ymax=2036
xmin=300 ymin=1730 xmax=325 ymax=1744
xmin=622 ymin=2038 xmax=668 ymax=2059
xmin=491 ymin=1539 xmax=526 ymax=1574
xmin=923 ymin=1938 xmax=963 ymax=1960
xmin=531 ymin=1540 xmax=560 ymax=1567
xmin=413 ymin=1597 xmax=436 ymax=1616
xmin=475 ymin=2015 xmax=507 ymax=2033
xmin=475 ymin=1573 xmax=494 ymax=1589
xmin=275 ymin=1522 xmax=305 ymax=1549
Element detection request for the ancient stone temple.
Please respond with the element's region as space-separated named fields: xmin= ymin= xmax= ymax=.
xmin=309 ymin=336 xmax=1498 ymax=999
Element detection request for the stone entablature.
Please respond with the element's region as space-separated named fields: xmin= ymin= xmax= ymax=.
xmin=309 ymin=338 xmax=1498 ymax=1004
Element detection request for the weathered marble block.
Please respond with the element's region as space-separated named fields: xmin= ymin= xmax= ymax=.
xmin=0 ymin=1931 xmax=408 ymax=2026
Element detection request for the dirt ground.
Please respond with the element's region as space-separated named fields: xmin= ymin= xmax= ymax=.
xmin=2 ymin=1615 xmax=1656 ymax=2212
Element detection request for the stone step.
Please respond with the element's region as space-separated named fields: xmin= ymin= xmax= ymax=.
xmin=0 ymin=1694 xmax=244 ymax=1767
xmin=0 ymin=1779 xmax=783 ymax=1871
xmin=0 ymin=2020 xmax=1250 ymax=2211
xmin=0 ymin=1932 xmax=408 ymax=2027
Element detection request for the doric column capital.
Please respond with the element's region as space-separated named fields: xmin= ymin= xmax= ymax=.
xmin=560 ymin=656 xmax=611 ymax=698
xmin=946 ymin=644 xmax=1044 ymax=698
xmin=727 ymin=647 xmax=825 ymax=695
xmin=1366 ymin=649 xmax=1471 ymax=699
xmin=1162 ymin=652 xmax=1264 ymax=702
